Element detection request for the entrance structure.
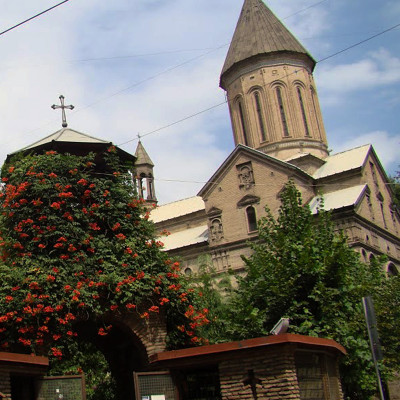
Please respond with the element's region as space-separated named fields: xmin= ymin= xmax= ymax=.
xmin=149 ymin=334 xmax=346 ymax=400
xmin=0 ymin=352 xmax=48 ymax=400
xmin=3 ymin=127 xmax=170 ymax=400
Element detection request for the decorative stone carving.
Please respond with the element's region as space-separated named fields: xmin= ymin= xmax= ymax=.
xmin=210 ymin=218 xmax=224 ymax=242
xmin=237 ymin=162 xmax=255 ymax=189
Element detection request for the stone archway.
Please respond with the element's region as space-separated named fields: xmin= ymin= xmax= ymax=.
xmin=74 ymin=312 xmax=168 ymax=400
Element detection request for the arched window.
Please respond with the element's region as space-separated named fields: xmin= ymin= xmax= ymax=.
xmin=184 ymin=267 xmax=193 ymax=276
xmin=361 ymin=249 xmax=367 ymax=262
xmin=246 ymin=206 xmax=257 ymax=232
xmin=276 ymin=87 xmax=289 ymax=137
xmin=310 ymin=86 xmax=322 ymax=139
xmin=237 ymin=100 xmax=249 ymax=146
xmin=148 ymin=174 xmax=155 ymax=200
xmin=387 ymin=263 xmax=399 ymax=277
xmin=297 ymin=86 xmax=310 ymax=137
xmin=380 ymin=202 xmax=387 ymax=229
xmin=253 ymin=91 xmax=267 ymax=141
xmin=138 ymin=173 xmax=146 ymax=198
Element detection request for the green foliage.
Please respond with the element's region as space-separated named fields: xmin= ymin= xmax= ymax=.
xmin=375 ymin=273 xmax=400 ymax=373
xmin=49 ymin=341 xmax=117 ymax=400
xmin=228 ymin=181 xmax=391 ymax=399
xmin=184 ymin=255 xmax=233 ymax=344
xmin=0 ymin=149 xmax=209 ymax=362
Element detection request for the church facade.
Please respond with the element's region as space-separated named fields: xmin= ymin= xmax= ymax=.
xmin=141 ymin=0 xmax=400 ymax=276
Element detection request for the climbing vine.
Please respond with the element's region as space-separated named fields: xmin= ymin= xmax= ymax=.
xmin=0 ymin=148 xmax=209 ymax=360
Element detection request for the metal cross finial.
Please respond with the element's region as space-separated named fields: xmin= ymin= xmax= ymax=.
xmin=137 ymin=133 xmax=141 ymax=142
xmin=51 ymin=95 xmax=74 ymax=128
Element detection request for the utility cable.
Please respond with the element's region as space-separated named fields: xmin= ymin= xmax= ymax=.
xmin=318 ymin=21 xmax=400 ymax=63
xmin=71 ymin=44 xmax=228 ymax=117
xmin=0 ymin=0 xmax=72 ymax=37
xmin=117 ymin=19 xmax=400 ymax=147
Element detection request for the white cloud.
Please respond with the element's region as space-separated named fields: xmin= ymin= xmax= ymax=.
xmin=0 ymin=0 xmax=398 ymax=204
xmin=317 ymin=49 xmax=400 ymax=94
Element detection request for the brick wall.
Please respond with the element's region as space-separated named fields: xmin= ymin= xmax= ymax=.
xmin=0 ymin=369 xmax=11 ymax=400
xmin=219 ymin=345 xmax=301 ymax=400
xmin=117 ymin=311 xmax=168 ymax=357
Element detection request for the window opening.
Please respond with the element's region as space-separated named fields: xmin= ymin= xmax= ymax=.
xmin=148 ymin=174 xmax=155 ymax=200
xmin=311 ymin=87 xmax=322 ymax=139
xmin=238 ymin=100 xmax=249 ymax=146
xmin=388 ymin=263 xmax=399 ymax=277
xmin=297 ymin=87 xmax=310 ymax=137
xmin=138 ymin=174 xmax=145 ymax=198
xmin=254 ymin=91 xmax=267 ymax=141
xmin=380 ymin=202 xmax=387 ymax=229
xmin=361 ymin=249 xmax=367 ymax=262
xmin=366 ymin=193 xmax=374 ymax=220
xmin=246 ymin=206 xmax=257 ymax=232
xmin=369 ymin=162 xmax=378 ymax=187
xmin=276 ymin=87 xmax=289 ymax=136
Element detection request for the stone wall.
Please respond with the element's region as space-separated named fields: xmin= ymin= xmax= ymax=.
xmin=388 ymin=378 xmax=400 ymax=400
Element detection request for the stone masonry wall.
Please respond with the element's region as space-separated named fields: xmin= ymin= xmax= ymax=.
xmin=219 ymin=345 xmax=301 ymax=400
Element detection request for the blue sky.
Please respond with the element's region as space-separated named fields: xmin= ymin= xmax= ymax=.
xmin=0 ymin=0 xmax=399 ymax=204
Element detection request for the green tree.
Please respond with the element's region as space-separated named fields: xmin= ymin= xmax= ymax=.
xmin=185 ymin=255 xmax=233 ymax=344
xmin=0 ymin=149 xmax=209 ymax=358
xmin=228 ymin=181 xmax=389 ymax=399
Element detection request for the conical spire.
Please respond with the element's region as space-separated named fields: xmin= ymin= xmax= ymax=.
xmin=134 ymin=140 xmax=154 ymax=167
xmin=221 ymin=0 xmax=315 ymax=84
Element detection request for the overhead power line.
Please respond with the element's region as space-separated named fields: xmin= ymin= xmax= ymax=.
xmin=5 ymin=0 xmax=330 ymax=143
xmin=0 ymin=0 xmax=72 ymax=37
xmin=318 ymin=21 xmax=400 ymax=63
xmin=117 ymin=19 xmax=400 ymax=147
xmin=8 ymin=0 xmax=397 ymax=150
xmin=282 ymin=0 xmax=328 ymax=20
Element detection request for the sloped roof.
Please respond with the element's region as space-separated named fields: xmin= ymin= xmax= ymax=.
xmin=150 ymin=196 xmax=205 ymax=224
xmin=309 ymin=184 xmax=367 ymax=214
xmin=15 ymin=128 xmax=110 ymax=152
xmin=221 ymin=0 xmax=314 ymax=80
xmin=135 ymin=141 xmax=154 ymax=167
xmin=313 ymin=145 xmax=371 ymax=180
xmin=7 ymin=127 xmax=136 ymax=164
xmin=160 ymin=225 xmax=208 ymax=251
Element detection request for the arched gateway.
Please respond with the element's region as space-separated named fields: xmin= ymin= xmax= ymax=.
xmin=75 ymin=312 xmax=168 ymax=399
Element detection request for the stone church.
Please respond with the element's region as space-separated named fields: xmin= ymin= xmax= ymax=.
xmin=136 ymin=0 xmax=400 ymax=276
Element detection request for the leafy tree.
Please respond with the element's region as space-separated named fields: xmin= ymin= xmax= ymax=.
xmin=48 ymin=341 xmax=117 ymax=400
xmin=185 ymin=255 xmax=233 ymax=344
xmin=228 ymin=181 xmax=390 ymax=399
xmin=375 ymin=272 xmax=400 ymax=374
xmin=0 ymin=148 xmax=209 ymax=360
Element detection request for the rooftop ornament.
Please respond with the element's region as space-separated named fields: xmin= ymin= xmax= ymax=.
xmin=51 ymin=95 xmax=74 ymax=128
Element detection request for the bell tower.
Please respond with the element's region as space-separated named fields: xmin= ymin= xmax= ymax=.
xmin=134 ymin=140 xmax=157 ymax=205
xmin=220 ymin=0 xmax=328 ymax=160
